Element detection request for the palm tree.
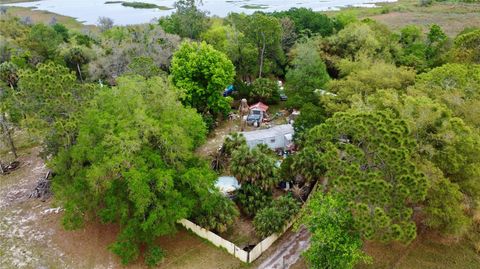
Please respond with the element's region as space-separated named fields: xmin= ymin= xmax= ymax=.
xmin=230 ymin=144 xmax=278 ymax=190
xmin=222 ymin=132 xmax=246 ymax=157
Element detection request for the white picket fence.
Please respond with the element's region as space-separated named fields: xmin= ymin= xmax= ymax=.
xmin=178 ymin=218 xmax=294 ymax=263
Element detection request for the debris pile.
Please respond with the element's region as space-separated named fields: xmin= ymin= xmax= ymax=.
xmin=29 ymin=171 xmax=52 ymax=201
xmin=0 ymin=160 xmax=20 ymax=175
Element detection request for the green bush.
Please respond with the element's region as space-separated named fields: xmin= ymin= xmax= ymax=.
xmin=192 ymin=192 xmax=240 ymax=233
xmin=236 ymin=183 xmax=272 ymax=217
xmin=145 ymin=246 xmax=165 ymax=267
xmin=253 ymin=195 xmax=300 ymax=237
xmin=253 ymin=207 xmax=285 ymax=238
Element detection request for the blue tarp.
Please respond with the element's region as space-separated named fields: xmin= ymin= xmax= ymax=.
xmin=223 ymin=85 xmax=235 ymax=97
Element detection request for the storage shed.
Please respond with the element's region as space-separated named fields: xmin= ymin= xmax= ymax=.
xmin=240 ymin=124 xmax=294 ymax=150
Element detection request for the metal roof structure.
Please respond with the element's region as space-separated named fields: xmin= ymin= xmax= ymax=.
xmin=240 ymin=124 xmax=294 ymax=142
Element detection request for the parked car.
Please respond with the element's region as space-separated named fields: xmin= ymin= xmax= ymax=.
xmin=279 ymin=92 xmax=288 ymax=101
xmin=246 ymin=111 xmax=263 ymax=126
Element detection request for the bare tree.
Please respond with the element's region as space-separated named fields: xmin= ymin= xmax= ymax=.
xmin=49 ymin=16 xmax=57 ymax=25
xmin=97 ymin=17 xmax=113 ymax=32
xmin=89 ymin=24 xmax=180 ymax=84
xmin=20 ymin=16 xmax=33 ymax=25
xmin=0 ymin=6 xmax=7 ymax=16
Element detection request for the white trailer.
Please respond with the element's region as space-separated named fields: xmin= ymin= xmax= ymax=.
xmin=240 ymin=124 xmax=294 ymax=150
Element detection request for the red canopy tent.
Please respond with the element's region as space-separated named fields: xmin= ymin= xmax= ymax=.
xmin=249 ymin=102 xmax=269 ymax=112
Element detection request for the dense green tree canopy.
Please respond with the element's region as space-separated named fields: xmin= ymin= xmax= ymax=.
xmin=159 ymin=0 xmax=210 ymax=39
xmin=51 ymin=76 xmax=213 ymax=265
xmin=410 ymin=64 xmax=480 ymax=128
xmin=16 ymin=62 xmax=96 ymax=155
xmin=285 ymin=39 xmax=330 ymax=108
xmin=226 ymin=12 xmax=284 ymax=78
xmin=299 ymin=110 xmax=428 ymax=243
xmin=61 ymin=45 xmax=91 ymax=81
xmin=293 ymin=102 xmax=326 ymax=142
xmin=323 ymin=60 xmax=416 ymax=114
xmin=170 ymin=41 xmax=235 ymax=117
xmin=25 ymin=23 xmax=63 ymax=63
xmin=271 ymin=8 xmax=336 ymax=37
xmin=398 ymin=25 xmax=428 ymax=71
xmin=0 ymin=61 xmax=19 ymax=88
xmin=326 ymin=20 xmax=400 ymax=63
xmin=363 ymin=91 xmax=478 ymax=236
xmin=250 ymin=77 xmax=280 ymax=104
xmin=253 ymin=195 xmax=299 ymax=237
xmin=450 ymin=29 xmax=480 ymax=64
xmin=301 ymin=193 xmax=370 ymax=269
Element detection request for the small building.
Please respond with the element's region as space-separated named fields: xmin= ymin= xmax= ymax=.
xmin=240 ymin=124 xmax=294 ymax=150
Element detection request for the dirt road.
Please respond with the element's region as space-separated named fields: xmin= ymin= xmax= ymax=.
xmin=257 ymin=227 xmax=310 ymax=269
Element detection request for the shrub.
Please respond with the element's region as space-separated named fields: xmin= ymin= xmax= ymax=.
xmin=145 ymin=246 xmax=165 ymax=267
xmin=192 ymin=192 xmax=240 ymax=233
xmin=253 ymin=195 xmax=300 ymax=237
xmin=236 ymin=183 xmax=272 ymax=217
xmin=253 ymin=207 xmax=285 ymax=238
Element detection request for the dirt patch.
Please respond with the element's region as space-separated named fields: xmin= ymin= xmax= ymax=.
xmin=0 ymin=148 xmax=68 ymax=268
xmin=158 ymin=229 xmax=245 ymax=269
xmin=196 ymin=119 xmax=240 ymax=158
xmin=221 ymin=215 xmax=260 ymax=248
xmin=47 ymin=219 xmax=120 ymax=269
xmin=49 ymin=218 xmax=247 ymax=269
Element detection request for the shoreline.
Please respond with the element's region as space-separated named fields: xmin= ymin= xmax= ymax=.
xmin=1 ymin=0 xmax=398 ymax=26
xmin=2 ymin=0 xmax=480 ymax=36
xmin=2 ymin=6 xmax=95 ymax=30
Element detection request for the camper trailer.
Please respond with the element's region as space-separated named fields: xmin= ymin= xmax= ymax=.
xmin=240 ymin=124 xmax=294 ymax=150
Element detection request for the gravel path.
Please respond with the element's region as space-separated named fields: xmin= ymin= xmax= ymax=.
xmin=257 ymin=227 xmax=310 ymax=269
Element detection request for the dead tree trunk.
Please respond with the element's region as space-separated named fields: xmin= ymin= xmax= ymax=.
xmin=76 ymin=63 xmax=84 ymax=82
xmin=0 ymin=113 xmax=17 ymax=159
xmin=258 ymin=32 xmax=266 ymax=79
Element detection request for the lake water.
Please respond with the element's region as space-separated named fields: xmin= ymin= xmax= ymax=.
xmin=3 ymin=0 xmax=396 ymax=25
